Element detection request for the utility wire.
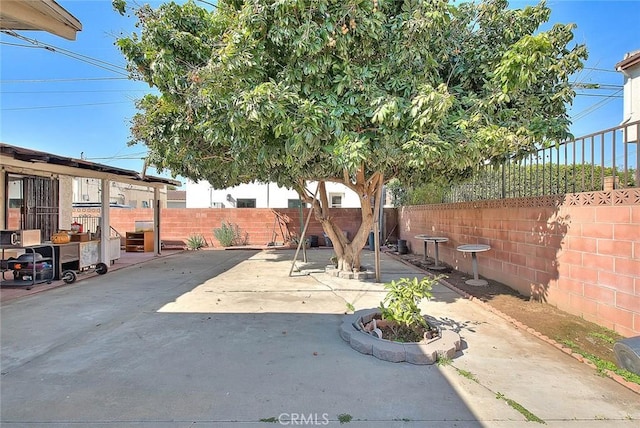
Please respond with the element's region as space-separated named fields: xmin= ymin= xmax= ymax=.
xmin=1 ymin=77 xmax=129 ymax=83
xmin=2 ymin=89 xmax=149 ymax=94
xmin=572 ymin=89 xmax=623 ymax=122
xmin=1 ymin=30 xmax=130 ymax=76
xmin=575 ymin=93 xmax=623 ymax=98
xmin=2 ymin=101 xmax=132 ymax=111
xmin=582 ymin=67 xmax=619 ymax=74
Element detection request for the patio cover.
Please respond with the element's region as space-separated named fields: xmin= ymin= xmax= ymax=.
xmin=0 ymin=143 xmax=181 ymax=263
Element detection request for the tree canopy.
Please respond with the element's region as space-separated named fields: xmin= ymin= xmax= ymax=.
xmin=115 ymin=0 xmax=586 ymax=190
xmin=114 ymin=0 xmax=586 ymax=269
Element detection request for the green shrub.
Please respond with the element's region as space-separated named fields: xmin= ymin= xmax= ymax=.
xmin=379 ymin=277 xmax=436 ymax=328
xmin=186 ymin=233 xmax=206 ymax=250
xmin=213 ymin=221 xmax=248 ymax=247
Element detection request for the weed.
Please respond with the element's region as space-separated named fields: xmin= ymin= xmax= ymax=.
xmin=338 ymin=413 xmax=352 ymax=424
xmin=456 ymin=368 xmax=479 ymax=383
xmin=560 ymin=340 xmax=640 ymax=385
xmin=186 ymin=233 xmax=206 ymax=250
xmin=436 ymin=354 xmax=452 ymax=366
xmin=496 ymin=392 xmax=546 ymax=424
xmin=346 ymin=302 xmax=355 ymax=313
xmin=588 ymin=332 xmax=616 ymax=344
xmin=259 ymin=416 xmax=278 ymax=423
xmin=213 ymin=221 xmax=248 ymax=247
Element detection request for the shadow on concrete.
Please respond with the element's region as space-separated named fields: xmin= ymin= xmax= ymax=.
xmin=0 ymin=249 xmax=489 ymax=427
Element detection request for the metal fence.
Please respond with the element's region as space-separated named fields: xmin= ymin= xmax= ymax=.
xmin=444 ymin=120 xmax=640 ymax=203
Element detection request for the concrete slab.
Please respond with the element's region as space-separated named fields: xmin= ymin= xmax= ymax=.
xmin=1 ymin=248 xmax=638 ymax=427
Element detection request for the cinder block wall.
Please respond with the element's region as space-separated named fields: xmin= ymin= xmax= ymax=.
xmin=72 ymin=207 xmax=396 ymax=249
xmin=399 ymin=190 xmax=640 ymax=337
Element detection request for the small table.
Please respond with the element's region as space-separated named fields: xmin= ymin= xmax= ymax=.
xmin=415 ymin=235 xmax=449 ymax=270
xmin=456 ymin=244 xmax=491 ymax=286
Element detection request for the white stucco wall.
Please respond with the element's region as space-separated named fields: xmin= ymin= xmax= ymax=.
xmin=186 ymin=180 xmax=362 ymax=208
xmin=618 ymin=51 xmax=640 ymax=142
xmin=621 ymin=63 xmax=639 ymax=125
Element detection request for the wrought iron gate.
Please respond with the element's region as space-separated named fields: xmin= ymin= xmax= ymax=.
xmin=22 ymin=176 xmax=59 ymax=242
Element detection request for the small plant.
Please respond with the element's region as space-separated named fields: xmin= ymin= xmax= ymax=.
xmin=186 ymin=233 xmax=206 ymax=250
xmin=436 ymin=354 xmax=452 ymax=367
xmin=346 ymin=302 xmax=355 ymax=313
xmin=337 ymin=413 xmax=352 ymax=424
xmin=588 ymin=332 xmax=616 ymax=344
xmin=456 ymin=367 xmax=479 ymax=383
xmin=496 ymin=392 xmax=546 ymax=424
xmin=329 ymin=254 xmax=338 ymax=267
xmin=379 ymin=277 xmax=436 ymax=329
xmin=560 ymin=339 xmax=640 ymax=385
xmin=213 ymin=221 xmax=248 ymax=247
xmin=259 ymin=416 xmax=278 ymax=423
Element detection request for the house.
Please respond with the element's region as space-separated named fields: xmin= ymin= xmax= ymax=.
xmin=72 ymin=177 xmax=169 ymax=208
xmin=167 ymin=190 xmax=186 ymax=208
xmin=616 ymin=49 xmax=640 ymax=141
xmin=186 ymin=180 xmax=363 ymax=208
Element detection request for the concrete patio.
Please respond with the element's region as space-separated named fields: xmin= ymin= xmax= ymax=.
xmin=1 ymin=248 xmax=638 ymax=427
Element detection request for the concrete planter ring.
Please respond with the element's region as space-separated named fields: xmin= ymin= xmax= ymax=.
xmin=340 ymin=309 xmax=462 ymax=365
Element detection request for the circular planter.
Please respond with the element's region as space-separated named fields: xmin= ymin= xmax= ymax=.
xmin=340 ymin=309 xmax=461 ymax=365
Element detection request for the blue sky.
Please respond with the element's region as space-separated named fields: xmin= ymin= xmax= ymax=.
xmin=1 ymin=0 xmax=639 ymax=188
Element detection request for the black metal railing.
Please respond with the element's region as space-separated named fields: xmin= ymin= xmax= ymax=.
xmin=444 ymin=120 xmax=640 ymax=203
xmin=71 ymin=217 xmax=121 ymax=239
xmin=71 ymin=216 xmax=100 ymax=234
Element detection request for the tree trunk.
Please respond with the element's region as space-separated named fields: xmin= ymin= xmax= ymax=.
xmin=301 ymin=170 xmax=383 ymax=273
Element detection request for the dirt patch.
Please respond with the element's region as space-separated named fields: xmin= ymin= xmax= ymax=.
xmin=397 ymin=253 xmax=624 ymax=364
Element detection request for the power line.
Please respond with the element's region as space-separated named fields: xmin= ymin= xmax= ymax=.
xmin=575 ymin=93 xmax=623 ymax=98
xmin=1 ymin=30 xmax=130 ymax=76
xmin=570 ymin=82 xmax=623 ymax=90
xmin=2 ymin=101 xmax=132 ymax=111
xmin=572 ymin=89 xmax=623 ymax=122
xmin=2 ymin=89 xmax=149 ymax=94
xmin=87 ymin=154 xmax=149 ymax=161
xmin=1 ymin=77 xmax=129 ymax=83
xmin=0 ymin=41 xmax=40 ymax=49
xmin=582 ymin=67 xmax=619 ymax=74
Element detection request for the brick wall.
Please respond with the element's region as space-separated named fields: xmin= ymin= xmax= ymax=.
xmin=399 ymin=190 xmax=640 ymax=337
xmin=72 ymin=207 xmax=397 ymax=248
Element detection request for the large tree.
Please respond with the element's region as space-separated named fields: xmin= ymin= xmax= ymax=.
xmin=114 ymin=0 xmax=586 ymax=271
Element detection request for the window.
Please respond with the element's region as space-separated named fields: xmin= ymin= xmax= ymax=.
xmin=288 ymin=199 xmax=304 ymax=208
xmin=236 ymin=198 xmax=256 ymax=208
xmin=330 ymin=194 xmax=343 ymax=208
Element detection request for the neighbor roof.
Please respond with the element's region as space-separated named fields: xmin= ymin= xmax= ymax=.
xmin=616 ymin=50 xmax=640 ymax=72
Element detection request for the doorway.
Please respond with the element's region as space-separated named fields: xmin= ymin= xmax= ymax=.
xmin=4 ymin=173 xmax=59 ymax=241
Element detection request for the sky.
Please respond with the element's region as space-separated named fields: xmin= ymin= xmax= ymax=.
xmin=1 ymin=0 xmax=639 ymax=189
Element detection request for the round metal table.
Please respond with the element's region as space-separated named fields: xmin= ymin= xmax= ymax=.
xmin=456 ymin=244 xmax=491 ymax=286
xmin=415 ymin=235 xmax=449 ymax=270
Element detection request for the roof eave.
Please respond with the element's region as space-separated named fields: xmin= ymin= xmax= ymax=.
xmin=1 ymin=143 xmax=181 ymax=188
xmin=615 ymin=50 xmax=640 ymax=72
xmin=0 ymin=0 xmax=82 ymax=40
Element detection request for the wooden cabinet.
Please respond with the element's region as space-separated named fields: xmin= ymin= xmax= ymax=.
xmin=125 ymin=231 xmax=154 ymax=252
